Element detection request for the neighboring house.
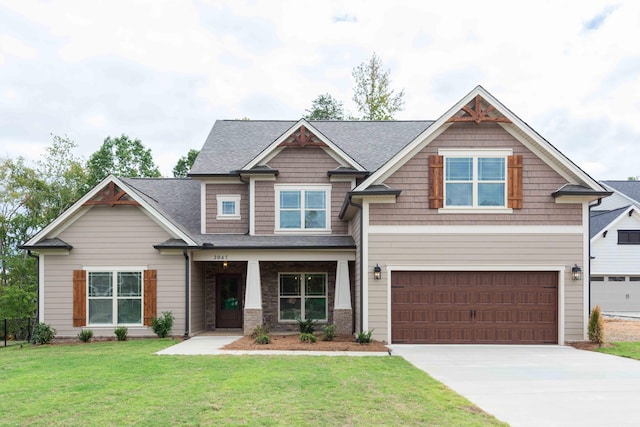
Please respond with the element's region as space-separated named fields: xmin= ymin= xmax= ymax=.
xmin=22 ymin=86 xmax=611 ymax=344
xmin=590 ymin=180 xmax=640 ymax=312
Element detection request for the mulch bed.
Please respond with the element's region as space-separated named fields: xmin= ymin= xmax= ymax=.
xmin=222 ymin=334 xmax=389 ymax=352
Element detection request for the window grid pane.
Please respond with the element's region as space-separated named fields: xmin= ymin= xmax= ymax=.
xmin=89 ymin=272 xmax=112 ymax=297
xmin=444 ymin=156 xmax=506 ymax=208
xmin=279 ymin=189 xmax=327 ymax=230
xmin=221 ymin=201 xmax=236 ymax=215
xmin=279 ymin=273 xmax=327 ymax=321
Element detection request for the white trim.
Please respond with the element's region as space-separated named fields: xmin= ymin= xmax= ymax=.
xmin=243 ymin=119 xmax=366 ymax=172
xmin=335 ymin=260 xmax=352 ymax=310
xmin=200 ymin=182 xmax=207 ymax=234
xmin=249 ymin=177 xmax=256 ymax=236
xmin=216 ymin=194 xmax=241 ymax=220
xmin=368 ymin=225 xmax=585 ymax=234
xmin=83 ymin=266 xmax=148 ymax=271
xmin=438 ymin=208 xmax=513 ymax=214
xmin=438 ymin=148 xmax=513 ymax=156
xmin=274 ymin=184 xmax=332 ymax=233
xmin=39 ymin=254 xmax=45 ymax=323
xmin=245 ymin=259 xmax=262 ymax=309
xmin=583 ymin=202 xmax=590 ymax=340
xmin=193 ymin=250 xmax=355 ymax=262
xmin=362 ymin=200 xmax=370 ymax=331
xmin=384 ymin=264 xmax=566 ymax=345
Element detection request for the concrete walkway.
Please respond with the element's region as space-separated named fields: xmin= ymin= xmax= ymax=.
xmin=155 ymin=335 xmax=388 ymax=356
xmin=389 ymin=344 xmax=640 ymax=427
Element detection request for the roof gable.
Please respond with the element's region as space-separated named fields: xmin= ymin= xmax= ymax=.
xmin=590 ymin=205 xmax=637 ymax=240
xmin=602 ymin=181 xmax=640 ymax=204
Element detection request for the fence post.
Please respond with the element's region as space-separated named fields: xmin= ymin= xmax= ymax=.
xmin=4 ymin=319 xmax=6 ymax=347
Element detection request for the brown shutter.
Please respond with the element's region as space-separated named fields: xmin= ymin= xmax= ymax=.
xmin=508 ymin=155 xmax=523 ymax=209
xmin=73 ymin=270 xmax=87 ymax=327
xmin=144 ymin=270 xmax=157 ymax=326
xmin=429 ymin=155 xmax=444 ymax=209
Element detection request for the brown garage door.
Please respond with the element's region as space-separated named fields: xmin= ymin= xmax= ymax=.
xmin=391 ymin=271 xmax=558 ymax=344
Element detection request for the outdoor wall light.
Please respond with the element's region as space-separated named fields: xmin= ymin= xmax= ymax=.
xmin=373 ymin=264 xmax=382 ymax=280
xmin=223 ymin=261 xmax=228 ymax=270
xmin=571 ymin=264 xmax=582 ymax=281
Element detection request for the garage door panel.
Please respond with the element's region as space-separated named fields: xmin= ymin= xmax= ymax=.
xmin=391 ymin=271 xmax=558 ymax=344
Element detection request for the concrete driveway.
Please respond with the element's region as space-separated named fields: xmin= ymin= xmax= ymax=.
xmin=389 ymin=345 xmax=640 ymax=427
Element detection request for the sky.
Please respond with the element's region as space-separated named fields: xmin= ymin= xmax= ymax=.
xmin=1 ymin=0 xmax=639 ymax=180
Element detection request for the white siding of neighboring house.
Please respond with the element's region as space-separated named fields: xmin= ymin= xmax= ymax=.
xmin=42 ymin=205 xmax=185 ymax=338
xmin=591 ymin=212 xmax=640 ymax=276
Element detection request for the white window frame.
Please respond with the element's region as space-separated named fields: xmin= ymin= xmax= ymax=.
xmin=84 ymin=266 xmax=146 ymax=326
xmin=274 ymin=184 xmax=331 ymax=234
xmin=438 ymin=148 xmax=513 ymax=214
xmin=277 ymin=272 xmax=328 ymax=322
xmin=216 ymin=194 xmax=241 ymax=220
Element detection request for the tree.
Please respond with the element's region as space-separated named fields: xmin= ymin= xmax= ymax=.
xmin=304 ymin=93 xmax=345 ymax=120
xmin=352 ymin=52 xmax=405 ymax=120
xmin=86 ymin=134 xmax=161 ymax=188
xmin=172 ymin=149 xmax=200 ymax=178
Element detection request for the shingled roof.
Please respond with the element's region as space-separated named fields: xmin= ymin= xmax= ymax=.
xmin=590 ymin=206 xmax=632 ymax=239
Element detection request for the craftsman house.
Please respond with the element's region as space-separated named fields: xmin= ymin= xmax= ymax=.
xmin=22 ymin=86 xmax=610 ymax=344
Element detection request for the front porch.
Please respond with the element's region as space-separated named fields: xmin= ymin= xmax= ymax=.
xmin=191 ymin=257 xmax=355 ymax=336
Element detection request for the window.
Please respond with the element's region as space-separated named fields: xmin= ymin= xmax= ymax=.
xmin=590 ymin=276 xmax=605 ymax=282
xmin=275 ymin=185 xmax=330 ymax=232
xmin=618 ymin=230 xmax=640 ymax=244
xmin=278 ymin=273 xmax=327 ymax=321
xmin=217 ymin=195 xmax=241 ymax=220
xmin=88 ymin=271 xmax=143 ymax=325
xmin=608 ymin=276 xmax=626 ymax=282
xmin=445 ymin=156 xmax=506 ymax=207
xmin=630 ymin=277 xmax=640 ymax=282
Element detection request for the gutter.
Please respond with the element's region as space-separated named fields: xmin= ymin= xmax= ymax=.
xmin=183 ymin=249 xmax=190 ymax=337
xmin=348 ymin=195 xmax=363 ymax=334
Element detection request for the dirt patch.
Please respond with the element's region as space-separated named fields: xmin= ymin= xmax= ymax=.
xmin=570 ymin=316 xmax=640 ymax=350
xmin=222 ymin=334 xmax=389 ymax=352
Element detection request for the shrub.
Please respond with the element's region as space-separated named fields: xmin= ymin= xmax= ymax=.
xmin=151 ymin=311 xmax=175 ymax=338
xmin=588 ymin=305 xmax=605 ymax=345
xmin=78 ymin=329 xmax=93 ymax=343
xmin=355 ymin=329 xmax=374 ymax=344
xmin=254 ymin=334 xmax=271 ymax=344
xmin=299 ymin=332 xmax=317 ymax=343
xmin=297 ymin=318 xmax=317 ymax=334
xmin=114 ymin=326 xmax=128 ymax=341
xmin=32 ymin=322 xmax=56 ymax=345
xmin=321 ymin=324 xmax=337 ymax=341
xmin=250 ymin=324 xmax=270 ymax=339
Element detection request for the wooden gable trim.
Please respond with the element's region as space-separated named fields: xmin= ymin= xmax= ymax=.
xmin=428 ymin=155 xmax=444 ymax=209
xmin=143 ymin=270 xmax=157 ymax=326
xmin=73 ymin=269 xmax=87 ymax=327
xmin=83 ymin=181 xmax=141 ymax=207
xmin=278 ymin=124 xmax=327 ymax=148
xmin=446 ymin=95 xmax=512 ymax=124
xmin=508 ymin=155 xmax=523 ymax=209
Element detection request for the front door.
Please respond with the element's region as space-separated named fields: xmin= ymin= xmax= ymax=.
xmin=216 ymin=275 xmax=243 ymax=328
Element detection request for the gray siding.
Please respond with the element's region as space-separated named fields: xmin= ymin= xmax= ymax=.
xmin=371 ymin=122 xmax=582 ymax=226
xmin=43 ymin=205 xmax=185 ymax=337
xmin=205 ymin=183 xmax=249 ymax=234
xmin=367 ymin=232 xmax=585 ymax=342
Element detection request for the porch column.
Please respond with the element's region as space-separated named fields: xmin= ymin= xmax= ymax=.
xmin=334 ymin=260 xmax=353 ymax=335
xmin=243 ymin=259 xmax=263 ymax=335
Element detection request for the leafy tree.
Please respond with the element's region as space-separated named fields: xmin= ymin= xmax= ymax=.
xmin=352 ymin=52 xmax=405 ymax=120
xmin=86 ymin=134 xmax=161 ymax=188
xmin=304 ymin=93 xmax=345 ymax=120
xmin=172 ymin=149 xmax=199 ymax=178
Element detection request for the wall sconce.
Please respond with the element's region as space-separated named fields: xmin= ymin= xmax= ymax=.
xmin=223 ymin=261 xmax=228 ymax=270
xmin=571 ymin=264 xmax=582 ymax=281
xmin=373 ymin=264 xmax=381 ymax=280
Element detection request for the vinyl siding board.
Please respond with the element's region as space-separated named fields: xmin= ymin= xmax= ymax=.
xmin=190 ymin=259 xmax=206 ymax=333
xmin=43 ymin=205 xmax=185 ymax=337
xmin=371 ymin=123 xmax=582 ymax=226
xmin=367 ymin=232 xmax=585 ymax=342
xmin=591 ymin=214 xmax=640 ymax=275
xmin=205 ymin=184 xmax=248 ymax=233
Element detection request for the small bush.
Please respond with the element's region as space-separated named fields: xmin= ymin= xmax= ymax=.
xmin=78 ymin=329 xmax=94 ymax=343
xmin=321 ymin=324 xmax=337 ymax=341
xmin=151 ymin=311 xmax=175 ymax=338
xmin=355 ymin=329 xmax=374 ymax=344
xmin=114 ymin=326 xmax=128 ymax=341
xmin=254 ymin=334 xmax=271 ymax=344
xmin=588 ymin=305 xmax=605 ymax=345
xmin=250 ymin=324 xmax=270 ymax=339
xmin=299 ymin=332 xmax=317 ymax=343
xmin=32 ymin=323 xmax=56 ymax=345
xmin=297 ymin=318 xmax=317 ymax=334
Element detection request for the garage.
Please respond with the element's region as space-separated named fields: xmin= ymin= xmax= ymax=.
xmin=391 ymin=271 xmax=558 ymax=344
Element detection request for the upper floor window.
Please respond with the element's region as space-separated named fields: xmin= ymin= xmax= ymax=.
xmin=217 ymin=195 xmax=241 ymax=220
xmin=445 ymin=156 xmax=506 ymax=207
xmin=275 ymin=185 xmax=330 ymax=232
xmin=618 ymin=230 xmax=640 ymax=244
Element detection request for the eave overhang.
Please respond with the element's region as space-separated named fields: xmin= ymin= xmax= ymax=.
xmin=552 ymin=184 xmax=612 ymax=203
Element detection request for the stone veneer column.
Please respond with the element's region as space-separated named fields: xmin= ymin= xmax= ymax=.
xmin=243 ymin=259 xmax=262 ymax=335
xmin=334 ymin=260 xmax=353 ymax=335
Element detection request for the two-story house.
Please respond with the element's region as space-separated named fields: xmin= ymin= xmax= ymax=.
xmin=22 ymin=86 xmax=610 ymax=344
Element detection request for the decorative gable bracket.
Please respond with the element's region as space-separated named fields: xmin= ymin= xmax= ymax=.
xmin=446 ymin=95 xmax=512 ymax=124
xmin=83 ymin=181 xmax=141 ymax=207
xmin=278 ymin=125 xmax=327 ymax=148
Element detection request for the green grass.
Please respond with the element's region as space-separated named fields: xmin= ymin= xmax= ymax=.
xmin=598 ymin=342 xmax=640 ymax=360
xmin=0 ymin=339 xmax=506 ymax=426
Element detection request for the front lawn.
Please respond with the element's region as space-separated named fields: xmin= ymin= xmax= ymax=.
xmin=598 ymin=342 xmax=640 ymax=360
xmin=0 ymin=339 xmax=505 ymax=426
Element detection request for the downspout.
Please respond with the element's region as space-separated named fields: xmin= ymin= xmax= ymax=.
xmin=348 ymin=196 xmax=364 ymax=333
xmin=27 ymin=250 xmax=39 ymax=323
xmin=587 ymin=198 xmax=603 ymax=313
xmin=183 ymin=249 xmax=190 ymax=337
